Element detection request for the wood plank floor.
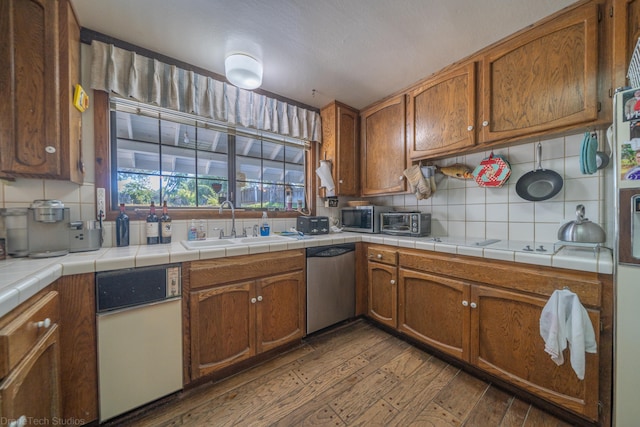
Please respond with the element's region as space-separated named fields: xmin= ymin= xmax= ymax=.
xmin=108 ymin=320 xmax=573 ymax=427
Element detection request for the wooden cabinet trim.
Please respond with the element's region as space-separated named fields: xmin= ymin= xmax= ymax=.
xmin=398 ymin=249 xmax=602 ymax=307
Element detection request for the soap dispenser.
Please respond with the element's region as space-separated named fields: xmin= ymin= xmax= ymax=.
xmin=260 ymin=212 xmax=270 ymax=236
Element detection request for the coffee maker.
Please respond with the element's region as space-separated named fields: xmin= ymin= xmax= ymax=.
xmin=27 ymin=200 xmax=70 ymax=258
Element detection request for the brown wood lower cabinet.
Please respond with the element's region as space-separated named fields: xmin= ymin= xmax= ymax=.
xmin=366 ymin=246 xmax=606 ymax=422
xmin=186 ymin=250 xmax=305 ymax=381
xmin=0 ymin=291 xmax=61 ymax=425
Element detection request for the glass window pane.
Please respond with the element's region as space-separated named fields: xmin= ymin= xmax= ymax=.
xmin=117 ymin=173 xmax=160 ymax=207
xmin=198 ymin=150 xmax=228 ymax=179
xmin=199 ymin=179 xmax=229 ymax=206
xmin=161 ymin=175 xmax=196 ymax=207
xmin=116 ymin=112 xmax=159 ymax=143
xmin=285 ymin=145 xmax=305 ymax=164
xmin=262 ymin=140 xmax=284 ymax=162
xmin=197 ymin=127 xmax=228 ymax=154
xmin=116 ymin=138 xmax=160 ymax=174
xmin=237 ymin=135 xmax=261 ymax=159
xmin=161 ymin=145 xmax=196 ymax=176
xmin=237 ymin=155 xmax=262 ymax=182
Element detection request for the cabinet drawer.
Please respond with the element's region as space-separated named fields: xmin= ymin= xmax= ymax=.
xmin=0 ymin=291 xmax=59 ymax=379
xmin=189 ymin=250 xmax=305 ymax=289
xmin=367 ymin=246 xmax=397 ymax=265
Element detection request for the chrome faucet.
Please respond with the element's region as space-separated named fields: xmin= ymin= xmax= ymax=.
xmin=218 ymin=200 xmax=236 ymax=238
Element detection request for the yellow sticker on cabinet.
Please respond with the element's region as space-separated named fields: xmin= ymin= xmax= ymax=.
xmin=73 ymin=84 xmax=89 ymax=112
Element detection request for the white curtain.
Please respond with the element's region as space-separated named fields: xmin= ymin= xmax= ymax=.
xmin=89 ymin=40 xmax=322 ymax=142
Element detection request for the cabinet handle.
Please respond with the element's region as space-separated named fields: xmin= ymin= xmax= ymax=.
xmin=470 ymin=302 xmax=477 ymax=309
xmin=251 ymin=298 xmax=257 ymax=304
xmin=390 ymin=279 xmax=396 ymax=285
xmin=462 ymin=300 xmax=469 ymax=307
xmin=257 ymin=295 xmax=263 ymax=302
xmin=45 ymin=146 xmax=56 ymax=154
xmin=467 ymin=125 xmax=473 ymax=131
xmin=10 ymin=415 xmax=27 ymax=427
xmin=482 ymin=121 xmax=489 ymax=127
xmin=37 ymin=318 xmax=51 ymax=329
xmin=376 ymin=254 xmax=383 ymax=259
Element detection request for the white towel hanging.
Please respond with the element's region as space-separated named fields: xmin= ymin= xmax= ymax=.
xmin=539 ymin=289 xmax=597 ymax=380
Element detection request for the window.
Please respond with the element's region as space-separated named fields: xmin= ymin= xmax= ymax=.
xmin=110 ymin=98 xmax=308 ymax=211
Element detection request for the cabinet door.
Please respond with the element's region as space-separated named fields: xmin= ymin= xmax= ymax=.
xmin=190 ymin=281 xmax=256 ymax=379
xmin=470 ymin=285 xmax=600 ymax=421
xmin=256 ymin=270 xmax=304 ymax=353
xmin=361 ymin=95 xmax=406 ymax=195
xmin=320 ymin=102 xmax=360 ymax=196
xmin=480 ymin=3 xmax=599 ymax=143
xmin=0 ymin=326 xmax=61 ymax=423
xmin=367 ymin=261 xmax=397 ymax=328
xmin=398 ymin=269 xmax=471 ymax=361
xmin=0 ymin=0 xmax=60 ymax=178
xmin=408 ymin=62 xmax=477 ymax=159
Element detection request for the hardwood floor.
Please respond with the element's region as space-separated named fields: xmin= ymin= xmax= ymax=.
xmin=109 ymin=320 xmax=573 ymax=427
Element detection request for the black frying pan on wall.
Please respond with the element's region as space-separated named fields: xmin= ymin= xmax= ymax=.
xmin=515 ymin=143 xmax=563 ymax=202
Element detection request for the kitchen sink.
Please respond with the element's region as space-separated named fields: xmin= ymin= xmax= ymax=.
xmin=180 ymin=238 xmax=236 ymax=250
xmin=181 ymin=234 xmax=292 ymax=250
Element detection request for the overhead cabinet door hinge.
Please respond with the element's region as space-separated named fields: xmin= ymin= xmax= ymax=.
xmin=597 ymin=102 xmax=602 ymax=112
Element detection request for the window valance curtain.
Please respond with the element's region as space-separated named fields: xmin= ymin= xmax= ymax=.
xmin=89 ymin=40 xmax=322 ymax=142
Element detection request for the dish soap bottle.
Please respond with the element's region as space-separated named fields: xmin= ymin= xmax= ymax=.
xmin=116 ymin=203 xmax=129 ymax=247
xmin=260 ymin=211 xmax=270 ymax=236
xmin=145 ymin=201 xmax=159 ymax=244
xmin=188 ymin=220 xmax=197 ymax=241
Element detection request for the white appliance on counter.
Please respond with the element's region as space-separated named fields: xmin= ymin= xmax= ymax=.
xmin=612 ymin=87 xmax=640 ymax=426
xmin=96 ymin=264 xmax=183 ymax=422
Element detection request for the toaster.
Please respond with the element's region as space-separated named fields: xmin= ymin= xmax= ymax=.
xmin=296 ymin=216 xmax=329 ymax=235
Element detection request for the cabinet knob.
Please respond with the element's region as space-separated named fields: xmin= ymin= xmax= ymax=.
xmin=470 ymin=302 xmax=477 ymax=309
xmin=399 ymin=176 xmax=404 ymax=181
xmin=45 ymin=146 xmax=56 ymax=154
xmin=467 ymin=125 xmax=473 ymax=131
xmin=390 ymin=279 xmax=396 ymax=285
xmin=257 ymin=295 xmax=263 ymax=302
xmin=37 ymin=318 xmax=51 ymax=329
xmin=251 ymin=298 xmax=257 ymax=304
xmin=482 ymin=121 xmax=489 ymax=127
xmin=462 ymin=300 xmax=469 ymax=307
xmin=339 ymin=179 xmax=343 ymax=184
xmin=376 ymin=254 xmax=383 ymax=259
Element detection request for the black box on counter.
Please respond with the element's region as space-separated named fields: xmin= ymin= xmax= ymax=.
xmin=297 ymin=216 xmax=329 ymax=235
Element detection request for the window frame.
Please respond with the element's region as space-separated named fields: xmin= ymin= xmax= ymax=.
xmin=94 ymin=91 xmax=317 ymax=221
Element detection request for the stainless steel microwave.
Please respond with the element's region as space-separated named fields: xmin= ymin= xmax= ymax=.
xmin=340 ymin=205 xmax=392 ymax=233
xmin=381 ymin=212 xmax=431 ymax=237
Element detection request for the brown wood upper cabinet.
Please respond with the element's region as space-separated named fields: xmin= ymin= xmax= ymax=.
xmin=360 ymin=95 xmax=407 ymax=196
xmin=479 ymin=3 xmax=599 ymax=144
xmin=320 ymin=101 xmax=360 ymax=197
xmin=407 ymin=62 xmax=477 ymax=159
xmin=0 ymin=0 xmax=84 ymax=183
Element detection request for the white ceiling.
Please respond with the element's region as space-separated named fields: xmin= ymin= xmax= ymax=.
xmin=70 ymin=0 xmax=576 ymax=111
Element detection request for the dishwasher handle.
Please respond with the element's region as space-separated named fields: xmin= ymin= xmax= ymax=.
xmin=306 ymin=243 xmax=355 ymax=258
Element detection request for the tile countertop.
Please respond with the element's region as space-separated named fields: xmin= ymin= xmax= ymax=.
xmin=0 ymin=233 xmax=612 ymax=318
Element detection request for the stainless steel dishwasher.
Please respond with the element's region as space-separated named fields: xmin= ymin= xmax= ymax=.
xmin=96 ymin=264 xmax=183 ymax=422
xmin=306 ymin=243 xmax=356 ymax=334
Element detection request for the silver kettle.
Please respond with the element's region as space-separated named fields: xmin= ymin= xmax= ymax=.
xmin=557 ymin=204 xmax=606 ymax=243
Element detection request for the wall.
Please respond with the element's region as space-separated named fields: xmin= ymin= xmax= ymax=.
xmin=318 ymin=130 xmax=612 ymax=246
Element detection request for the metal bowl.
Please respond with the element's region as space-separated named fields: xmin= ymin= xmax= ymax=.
xmin=557 ymin=204 xmax=606 ymax=243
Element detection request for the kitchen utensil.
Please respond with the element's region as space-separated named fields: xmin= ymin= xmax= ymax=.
xmin=557 ymin=204 xmax=606 ymax=243
xmin=515 ymin=143 xmax=563 ymax=201
xmin=472 ymin=152 xmax=511 ymax=187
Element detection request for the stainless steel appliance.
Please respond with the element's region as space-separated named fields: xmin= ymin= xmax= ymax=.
xmin=613 ymin=87 xmax=640 ymax=424
xmin=96 ymin=264 xmax=182 ymax=422
xmin=340 ymin=205 xmax=392 ymax=233
xmin=306 ymin=243 xmax=355 ymax=334
xmin=68 ymin=220 xmax=102 ymax=252
xmin=27 ymin=199 xmax=69 ymax=258
xmin=381 ymin=211 xmax=431 ymax=237
xmin=296 ymin=216 xmax=329 ymax=235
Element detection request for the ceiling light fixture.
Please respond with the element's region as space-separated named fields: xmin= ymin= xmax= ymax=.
xmin=225 ymin=53 xmax=263 ymax=90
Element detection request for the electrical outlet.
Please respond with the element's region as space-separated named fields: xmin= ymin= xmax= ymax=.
xmin=96 ymin=188 xmax=106 ymax=220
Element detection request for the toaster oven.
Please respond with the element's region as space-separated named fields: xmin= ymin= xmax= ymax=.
xmin=381 ymin=212 xmax=431 ymax=237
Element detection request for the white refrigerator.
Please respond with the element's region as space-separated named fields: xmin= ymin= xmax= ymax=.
xmin=612 ymin=88 xmax=640 ymax=426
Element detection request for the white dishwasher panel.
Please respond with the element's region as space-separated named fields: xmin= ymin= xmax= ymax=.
xmin=98 ymin=298 xmax=183 ymax=422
